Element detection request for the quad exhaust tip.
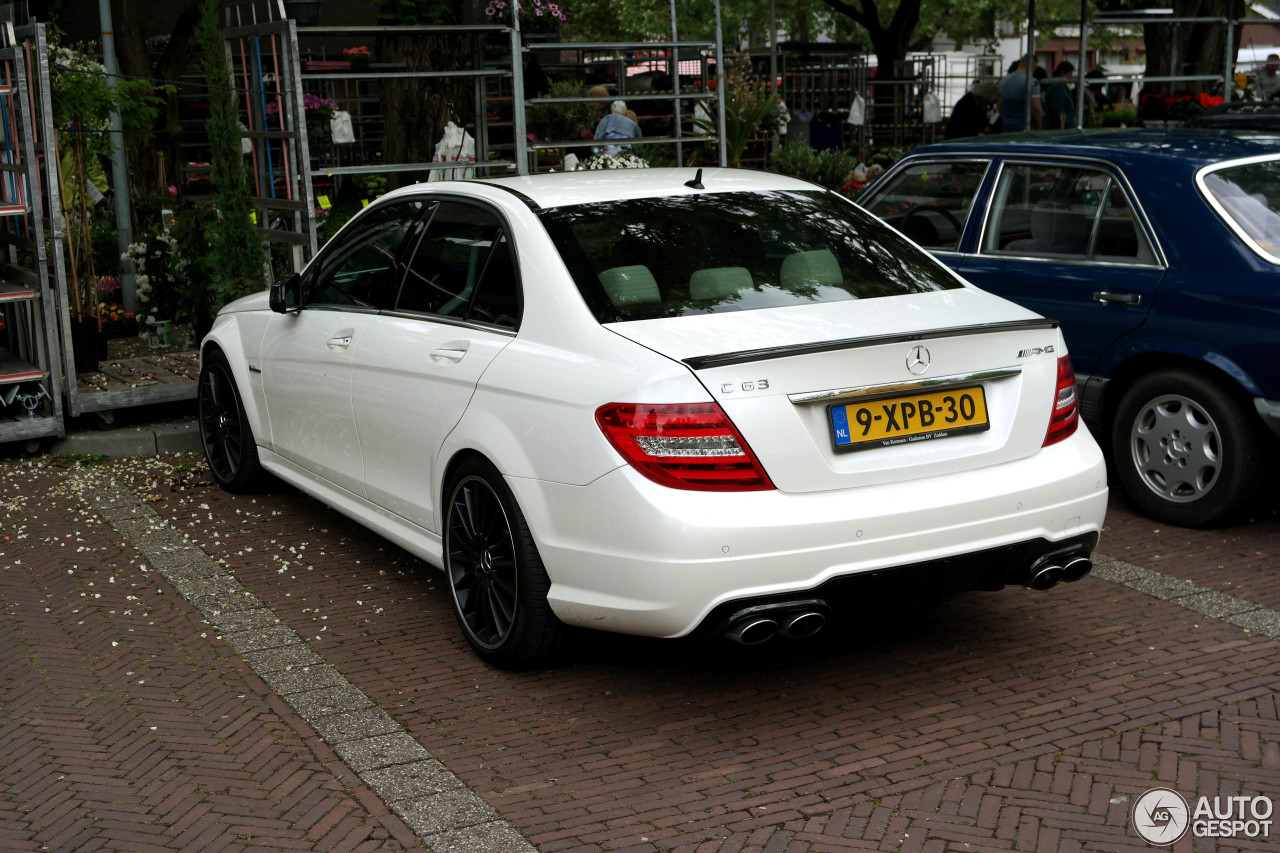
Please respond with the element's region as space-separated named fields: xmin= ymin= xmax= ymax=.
xmin=725 ymin=618 xmax=780 ymax=646
xmin=1061 ymin=556 xmax=1093 ymax=582
xmin=781 ymin=610 xmax=826 ymax=639
xmin=723 ymin=600 xmax=829 ymax=645
xmin=1024 ymin=551 xmax=1093 ymax=591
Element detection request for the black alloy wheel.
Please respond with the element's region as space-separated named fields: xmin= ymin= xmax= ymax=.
xmin=444 ymin=458 xmax=562 ymax=667
xmin=198 ymin=349 xmax=264 ymax=493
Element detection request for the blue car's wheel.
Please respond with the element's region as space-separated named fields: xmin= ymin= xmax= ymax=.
xmin=1112 ymin=370 xmax=1263 ymax=527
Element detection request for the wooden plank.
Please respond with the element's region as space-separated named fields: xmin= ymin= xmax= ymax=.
xmin=0 ymin=277 xmax=36 ymax=301
xmin=0 ymin=228 xmax=37 ymax=253
xmin=72 ymin=380 xmax=197 ymax=413
xmin=0 ymin=413 xmax=62 ymax=443
xmin=0 ymin=349 xmax=43 ymax=384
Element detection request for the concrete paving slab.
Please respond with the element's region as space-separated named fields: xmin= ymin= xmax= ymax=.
xmin=49 ymin=422 xmax=202 ymax=458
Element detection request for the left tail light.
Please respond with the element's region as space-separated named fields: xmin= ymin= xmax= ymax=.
xmin=595 ymin=402 xmax=775 ymax=491
xmin=1043 ymin=355 xmax=1080 ymax=447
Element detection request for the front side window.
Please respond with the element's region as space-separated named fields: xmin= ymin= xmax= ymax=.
xmin=982 ymin=163 xmax=1156 ymax=265
xmin=306 ymin=201 xmax=427 ymax=309
xmin=396 ymin=201 xmax=522 ymax=329
xmin=1199 ymin=158 xmax=1280 ymax=264
xmin=538 ymin=189 xmax=962 ymax=323
xmin=859 ymin=160 xmax=990 ymax=251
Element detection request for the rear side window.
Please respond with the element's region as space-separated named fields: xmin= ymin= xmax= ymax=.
xmin=859 ymin=161 xmax=989 ymax=251
xmin=396 ymin=202 xmax=523 ymax=329
xmin=1200 ymin=158 xmax=1280 ymax=264
xmin=538 ymin=189 xmax=961 ymax=323
xmin=982 ymin=163 xmax=1157 ymax=265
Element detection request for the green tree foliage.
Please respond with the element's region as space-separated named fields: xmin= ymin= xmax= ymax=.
xmin=49 ymin=37 xmax=161 ymax=320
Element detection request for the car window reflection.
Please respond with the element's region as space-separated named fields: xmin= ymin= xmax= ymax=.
xmin=539 ymin=190 xmax=961 ymax=323
xmin=983 ymin=164 xmax=1155 ymax=264
xmin=306 ymin=201 xmax=426 ymax=310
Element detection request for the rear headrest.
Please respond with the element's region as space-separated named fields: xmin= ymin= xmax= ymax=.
xmin=598 ymin=265 xmax=660 ymax=308
xmin=780 ymin=249 xmax=843 ymax=290
xmin=689 ymin=266 xmax=752 ymax=301
xmin=1030 ymin=203 xmax=1091 ymax=254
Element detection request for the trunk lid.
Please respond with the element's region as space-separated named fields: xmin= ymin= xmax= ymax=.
xmin=605 ymin=289 xmax=1067 ymax=493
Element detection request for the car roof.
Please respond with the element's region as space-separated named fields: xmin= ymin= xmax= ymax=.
xmin=901 ymin=127 xmax=1280 ymax=172
xmin=382 ymin=167 xmax=823 ymax=210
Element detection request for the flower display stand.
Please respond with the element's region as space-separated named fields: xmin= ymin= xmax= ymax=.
xmin=12 ymin=19 xmax=198 ymax=424
xmin=0 ymin=18 xmax=65 ymax=448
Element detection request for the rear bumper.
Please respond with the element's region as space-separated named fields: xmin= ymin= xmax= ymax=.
xmin=507 ymin=431 xmax=1108 ymax=638
xmin=692 ymin=530 xmax=1098 ymax=638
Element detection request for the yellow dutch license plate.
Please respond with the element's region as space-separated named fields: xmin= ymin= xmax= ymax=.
xmin=828 ymin=385 xmax=990 ymax=452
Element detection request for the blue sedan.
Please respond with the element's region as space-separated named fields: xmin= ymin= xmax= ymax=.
xmin=859 ymin=129 xmax=1280 ymax=527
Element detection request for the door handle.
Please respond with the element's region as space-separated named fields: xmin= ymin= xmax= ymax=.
xmin=430 ymin=346 xmax=469 ymax=363
xmin=1092 ymin=291 xmax=1141 ymax=306
xmin=327 ymin=335 xmax=353 ymax=351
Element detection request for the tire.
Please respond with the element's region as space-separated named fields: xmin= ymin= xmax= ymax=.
xmin=198 ymin=349 xmax=265 ymax=493
xmin=1111 ymin=370 xmax=1263 ymax=527
xmin=443 ymin=457 xmax=563 ymax=668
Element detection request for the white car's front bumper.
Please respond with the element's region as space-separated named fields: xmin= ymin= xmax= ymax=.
xmin=507 ymin=431 xmax=1108 ymax=638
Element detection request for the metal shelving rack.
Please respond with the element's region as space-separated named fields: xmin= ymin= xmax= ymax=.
xmin=0 ymin=17 xmax=63 ymax=446
xmin=519 ymin=38 xmax=723 ymax=170
xmin=223 ymin=1 xmax=320 ymax=271
xmin=9 ymin=19 xmax=199 ymax=422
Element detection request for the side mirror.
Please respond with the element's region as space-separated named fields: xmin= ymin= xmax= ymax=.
xmin=270 ymin=272 xmax=301 ymax=314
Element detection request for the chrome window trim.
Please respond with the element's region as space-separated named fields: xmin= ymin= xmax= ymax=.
xmin=974 ymin=156 xmax=1168 ymax=269
xmin=1195 ymin=154 xmax=1280 ymax=266
xmin=375 ymin=309 xmax=519 ymax=337
xmin=789 ymin=367 xmax=1022 ymax=405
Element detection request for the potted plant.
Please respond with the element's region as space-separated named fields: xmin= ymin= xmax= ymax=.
xmin=525 ymin=80 xmax=597 ymax=145
xmin=343 ymin=45 xmax=371 ymax=72
xmin=49 ymin=39 xmax=158 ymax=371
xmin=693 ymin=53 xmax=786 ymax=167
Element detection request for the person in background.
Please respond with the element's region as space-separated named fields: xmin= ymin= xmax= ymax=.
xmin=1256 ymin=54 xmax=1280 ymax=101
xmin=1082 ymin=67 xmax=1113 ymax=114
xmin=1000 ymin=54 xmax=1043 ymax=132
xmin=945 ymin=80 xmax=1002 ymax=139
xmin=1043 ymin=61 xmax=1078 ymax=129
xmin=594 ymin=100 xmax=642 ymax=156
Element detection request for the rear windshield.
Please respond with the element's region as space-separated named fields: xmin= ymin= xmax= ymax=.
xmin=1200 ymin=159 xmax=1280 ymax=263
xmin=537 ymin=189 xmax=962 ymax=323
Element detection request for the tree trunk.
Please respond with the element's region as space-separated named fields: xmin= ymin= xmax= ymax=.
xmin=818 ymin=0 xmax=923 ymax=74
xmin=375 ymin=33 xmax=473 ymax=190
xmin=1143 ymin=0 xmax=1245 ymax=94
xmin=110 ymin=0 xmax=203 ymax=205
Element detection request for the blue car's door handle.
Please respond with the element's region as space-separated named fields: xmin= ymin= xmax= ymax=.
xmin=1092 ymin=291 xmax=1141 ymax=305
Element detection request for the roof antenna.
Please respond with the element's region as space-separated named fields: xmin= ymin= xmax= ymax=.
xmin=684 ymin=168 xmax=705 ymax=190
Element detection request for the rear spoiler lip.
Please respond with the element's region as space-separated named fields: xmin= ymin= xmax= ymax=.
xmin=681 ymin=319 xmax=1060 ymax=370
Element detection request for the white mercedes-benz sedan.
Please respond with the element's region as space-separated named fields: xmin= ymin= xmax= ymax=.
xmin=198 ymin=168 xmax=1108 ymax=667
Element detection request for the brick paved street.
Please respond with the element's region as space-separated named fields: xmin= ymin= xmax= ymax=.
xmin=2 ymin=451 xmax=1278 ymax=852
